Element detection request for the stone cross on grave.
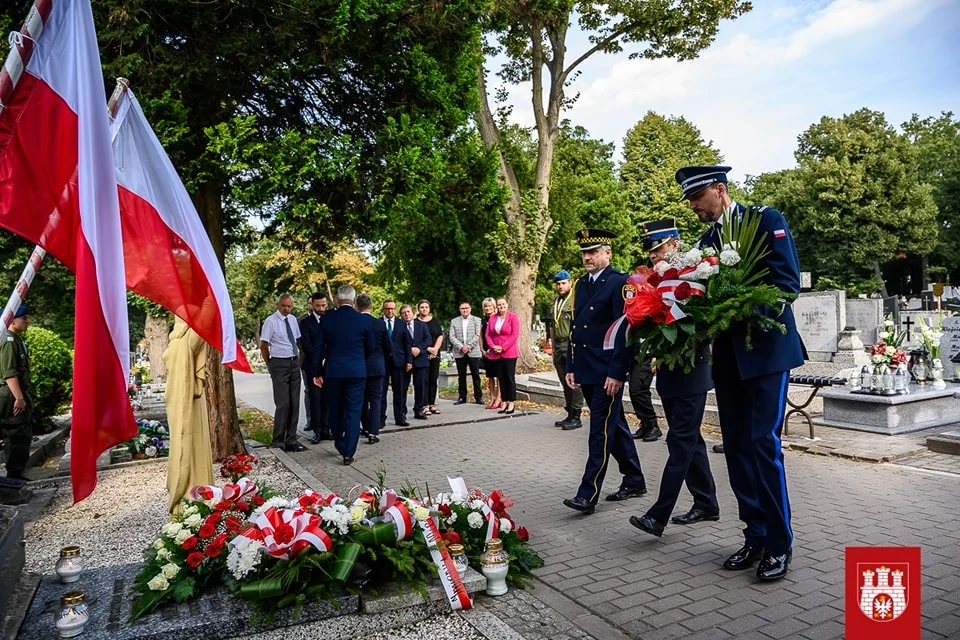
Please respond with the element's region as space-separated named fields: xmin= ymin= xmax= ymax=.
xmin=901 ymin=316 xmax=914 ymax=340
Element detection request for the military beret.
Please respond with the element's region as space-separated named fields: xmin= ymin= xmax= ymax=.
xmin=553 ymin=270 xmax=572 ymax=282
xmin=13 ymin=304 xmax=28 ymax=318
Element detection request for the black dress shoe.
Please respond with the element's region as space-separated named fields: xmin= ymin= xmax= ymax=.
xmin=723 ymin=544 xmax=764 ymax=570
xmin=285 ymin=443 xmax=307 ymax=452
xmin=641 ymin=426 xmax=662 ymax=442
xmin=454 ymin=399 xmax=467 ymax=405
xmin=367 ymin=435 xmax=380 ymax=444
xmin=757 ymin=550 xmax=792 ymax=581
xmin=308 ymin=436 xmax=322 ymax=444
xmin=315 ymin=431 xmax=333 ymax=441
xmin=503 ymin=407 xmax=515 ymax=415
xmin=343 ymin=456 xmax=354 ymax=466
xmin=629 ymin=514 xmax=664 ymax=537
xmin=395 ymin=420 xmax=410 ymax=427
xmin=414 ymin=412 xmax=428 ymax=420
xmin=712 ymin=442 xmax=724 ymax=453
xmin=671 ymin=507 xmax=720 ymax=525
xmin=561 ymin=418 xmax=582 ymax=430
xmin=606 ymin=486 xmax=647 ymax=501
xmin=562 ymin=496 xmax=596 ymax=514
xmin=554 ymin=417 xmax=568 ymax=427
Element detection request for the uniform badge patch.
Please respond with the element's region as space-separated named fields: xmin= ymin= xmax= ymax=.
xmin=846 ymin=547 xmax=920 ymax=639
xmin=773 ymin=229 xmax=787 ymax=238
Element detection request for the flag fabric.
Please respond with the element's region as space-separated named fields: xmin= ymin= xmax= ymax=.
xmin=0 ymin=0 xmax=136 ymax=501
xmin=110 ymin=88 xmax=251 ymax=373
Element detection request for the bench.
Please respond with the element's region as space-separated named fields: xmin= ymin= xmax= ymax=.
xmin=784 ymin=375 xmax=847 ymax=438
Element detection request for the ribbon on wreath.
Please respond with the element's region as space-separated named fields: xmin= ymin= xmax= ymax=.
xmin=656 ymin=279 xmax=706 ymax=323
xmin=238 ymin=506 xmax=333 ymax=560
xmin=189 ymin=477 xmax=259 ymax=505
xmin=447 ymin=477 xmax=498 ymax=541
xmin=411 ymin=499 xmax=473 ymax=610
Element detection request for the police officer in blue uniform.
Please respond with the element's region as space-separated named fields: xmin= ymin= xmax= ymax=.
xmin=628 ymin=219 xmax=719 ymax=538
xmin=676 ymin=166 xmax=804 ymax=581
xmin=562 ymin=229 xmax=647 ymax=515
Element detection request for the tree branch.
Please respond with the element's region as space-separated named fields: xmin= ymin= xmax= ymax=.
xmin=474 ymin=64 xmax=521 ymax=225
xmin=560 ymin=22 xmax=637 ymax=85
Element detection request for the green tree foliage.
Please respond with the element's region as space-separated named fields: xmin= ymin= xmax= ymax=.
xmin=23 ymin=326 xmax=73 ymax=427
xmin=903 ymin=112 xmax=960 ymax=284
xmin=620 ymin=111 xmax=724 ymax=244
xmin=0 ymin=234 xmax=75 ymax=340
xmin=751 ymin=108 xmax=939 ymax=294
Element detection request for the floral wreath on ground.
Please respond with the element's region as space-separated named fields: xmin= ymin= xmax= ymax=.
xmin=621 ymin=209 xmax=797 ymax=372
xmin=123 ymin=419 xmax=169 ymax=459
xmin=130 ymin=465 xmax=543 ymax=621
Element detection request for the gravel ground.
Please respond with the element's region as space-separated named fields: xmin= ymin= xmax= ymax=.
xmin=23 ymin=452 xmax=308 ymax=574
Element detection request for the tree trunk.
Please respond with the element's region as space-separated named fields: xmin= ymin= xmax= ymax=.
xmin=873 ymin=262 xmax=890 ymax=298
xmin=192 ymin=180 xmax=244 ymax=457
xmin=144 ymin=314 xmax=168 ymax=382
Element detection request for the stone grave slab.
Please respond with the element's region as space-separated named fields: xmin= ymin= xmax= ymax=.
xmin=18 ymin=563 xmax=359 ymax=640
xmin=795 ymin=291 xmax=845 ymax=361
xmin=926 ymin=430 xmax=960 ymax=455
xmin=845 ymin=297 xmax=884 ymax=346
xmin=818 ymin=384 xmax=960 ymax=435
xmin=0 ymin=505 xmax=26 ymax=614
xmin=940 ymin=316 xmax=960 ymax=382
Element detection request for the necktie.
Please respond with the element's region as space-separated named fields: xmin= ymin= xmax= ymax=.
xmin=408 ymin=322 xmax=415 ymax=339
xmin=387 ymin=318 xmax=393 ymax=337
xmin=283 ymin=316 xmax=297 ymax=352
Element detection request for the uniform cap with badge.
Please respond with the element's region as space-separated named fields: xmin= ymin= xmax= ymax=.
xmin=576 ymin=228 xmax=616 ymax=251
xmin=641 ymin=218 xmax=680 ymax=252
xmin=675 ymin=165 xmax=732 ymax=200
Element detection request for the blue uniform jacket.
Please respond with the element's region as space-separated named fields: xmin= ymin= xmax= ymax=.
xmin=313 ymin=306 xmax=375 ymax=379
xmin=567 ymin=265 xmax=634 ymax=385
xmin=364 ymin=316 xmax=392 ymax=378
xmin=655 ymin=344 xmax=713 ymax=400
xmin=698 ymin=203 xmax=804 ymax=379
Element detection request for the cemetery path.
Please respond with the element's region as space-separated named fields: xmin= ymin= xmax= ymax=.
xmin=235 ymin=375 xmax=960 ymax=640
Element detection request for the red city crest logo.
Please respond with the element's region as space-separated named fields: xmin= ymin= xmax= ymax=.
xmin=856 ymin=563 xmax=909 ymax=621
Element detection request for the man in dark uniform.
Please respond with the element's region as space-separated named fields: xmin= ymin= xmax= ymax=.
xmin=549 ymin=270 xmax=583 ymax=430
xmin=1 ymin=305 xmax=32 ymax=480
xmin=300 ymin=292 xmax=330 ymax=443
xmin=628 ymin=220 xmax=719 ymax=538
xmin=562 ymin=229 xmax=647 ymax=515
xmin=677 ymin=165 xmax=804 ymax=581
xmin=357 ymin=294 xmax=391 ymax=444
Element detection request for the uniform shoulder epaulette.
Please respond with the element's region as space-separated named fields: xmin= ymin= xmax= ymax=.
xmin=5 ymin=336 xmax=13 ymax=342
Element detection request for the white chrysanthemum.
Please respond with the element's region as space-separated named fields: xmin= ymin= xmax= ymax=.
xmin=682 ymin=248 xmax=702 ymax=267
xmin=719 ymin=249 xmax=740 ymax=266
xmin=252 ymin=496 xmax=290 ymax=520
xmin=152 ymin=538 xmax=165 ymax=550
xmin=183 ymin=513 xmax=202 ymax=530
xmin=500 ymin=518 xmax=512 ymax=534
xmin=147 ymin=574 xmax=169 ymax=591
xmin=161 ymin=522 xmax=182 ymax=538
xmin=694 ymin=262 xmax=714 ymax=280
xmin=320 ymin=503 xmax=352 ymax=535
xmin=174 ymin=529 xmax=191 ymax=545
xmin=884 ymin=345 xmax=896 ymax=357
xmin=161 ymin=563 xmax=180 ymax=580
xmin=701 ymin=246 xmax=717 ymax=257
xmin=446 ymin=512 xmax=458 ymax=525
xmin=467 ymin=512 xmax=484 ymax=529
xmin=654 ymin=261 xmax=671 ymax=275
xmin=227 ymin=536 xmax=263 ymax=580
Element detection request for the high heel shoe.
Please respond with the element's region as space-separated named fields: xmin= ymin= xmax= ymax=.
xmin=497 ymin=407 xmax=507 ymax=414
xmin=486 ymin=401 xmax=502 ymax=410
xmin=503 ymin=406 xmax=516 ymax=415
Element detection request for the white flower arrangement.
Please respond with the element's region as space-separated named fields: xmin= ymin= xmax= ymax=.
xmin=467 ymin=512 xmax=484 ymax=529
xmin=161 ymin=563 xmax=180 ymax=580
xmin=719 ymin=249 xmax=741 ymax=266
xmin=226 ymin=536 xmax=264 ymax=580
xmin=694 ymin=262 xmax=715 ymax=281
xmin=147 ymin=574 xmax=169 ymax=591
xmin=682 ymin=248 xmax=702 ymax=267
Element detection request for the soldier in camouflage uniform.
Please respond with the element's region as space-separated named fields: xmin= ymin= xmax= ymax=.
xmin=1 ymin=305 xmax=32 ymax=481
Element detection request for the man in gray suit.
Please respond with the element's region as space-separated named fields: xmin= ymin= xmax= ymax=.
xmin=449 ymin=301 xmax=484 ymax=405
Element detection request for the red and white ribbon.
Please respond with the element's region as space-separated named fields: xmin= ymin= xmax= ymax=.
xmin=239 ymin=506 xmax=332 ymax=559
xmin=413 ymin=502 xmax=472 ymax=610
xmin=189 ymin=477 xmax=259 ymax=505
xmin=602 ymin=314 xmax=628 ymax=351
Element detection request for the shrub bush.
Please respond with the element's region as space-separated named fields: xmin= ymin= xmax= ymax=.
xmin=22 ymin=326 xmax=73 ymax=427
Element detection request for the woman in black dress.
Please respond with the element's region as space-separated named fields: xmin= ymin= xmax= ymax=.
xmin=417 ymin=299 xmax=444 ymax=414
xmin=480 ymin=297 xmax=501 ymax=409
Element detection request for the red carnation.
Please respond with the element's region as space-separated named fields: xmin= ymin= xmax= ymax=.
xmin=198 ymin=523 xmax=216 ymax=539
xmin=251 ymin=495 xmax=265 ymax=507
xmin=186 ymin=552 xmax=204 ymax=568
xmin=438 ymin=504 xmax=452 ymax=517
xmin=516 ymin=527 xmax=529 ymax=542
xmin=673 ymin=282 xmax=692 ymax=301
xmin=441 ymin=531 xmax=461 ymax=545
xmin=181 ymin=536 xmax=199 ymax=551
xmin=274 ymin=523 xmax=295 ymax=545
xmin=662 ymin=267 xmax=679 ymax=281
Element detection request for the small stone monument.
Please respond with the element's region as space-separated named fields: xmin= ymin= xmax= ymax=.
xmin=834 ymin=328 xmax=870 ymax=368
xmin=940 ymin=316 xmax=960 ymax=381
xmin=794 ymin=290 xmax=845 ymax=362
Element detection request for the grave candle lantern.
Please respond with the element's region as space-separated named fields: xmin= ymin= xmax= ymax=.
xmin=55 ymin=591 xmax=89 ymax=638
xmin=55 ymin=546 xmax=84 ymax=583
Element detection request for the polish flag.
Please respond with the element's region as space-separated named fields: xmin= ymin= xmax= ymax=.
xmin=0 ymin=0 xmax=137 ymax=501
xmin=110 ymin=87 xmax=251 ymax=372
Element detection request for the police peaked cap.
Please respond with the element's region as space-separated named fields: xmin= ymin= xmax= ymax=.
xmin=675 ymin=165 xmax=732 ymax=200
xmin=576 ymin=228 xmax=616 ymax=251
xmin=641 ymin=219 xmax=680 ymax=252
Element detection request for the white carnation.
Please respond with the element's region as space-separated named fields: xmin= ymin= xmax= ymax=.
xmin=227 ymin=536 xmax=263 ymax=580
xmin=682 ymin=248 xmax=702 ymax=267
xmin=445 ymin=512 xmax=458 ymax=525
xmin=450 ymin=492 xmax=468 ymax=507
xmin=161 ymin=522 xmax=182 ymax=538
xmin=467 ymin=512 xmax=484 ymax=529
xmin=694 ymin=262 xmax=715 ymax=280
xmin=147 ymin=574 xmax=169 ymax=591
xmin=721 ymin=241 xmax=740 ymax=252
xmin=701 ymin=246 xmax=717 ymax=257
xmin=719 ymin=249 xmax=741 ymax=266
xmin=500 ymin=518 xmax=512 ymax=534
xmin=161 ymin=563 xmax=180 ymax=580
xmin=468 ymin=499 xmax=486 ymax=511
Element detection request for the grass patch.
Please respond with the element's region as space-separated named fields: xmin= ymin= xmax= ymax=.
xmin=238 ymin=407 xmax=274 ymax=446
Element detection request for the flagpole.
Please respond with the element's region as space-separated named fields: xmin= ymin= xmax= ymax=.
xmin=0 ymin=75 xmax=130 ymax=341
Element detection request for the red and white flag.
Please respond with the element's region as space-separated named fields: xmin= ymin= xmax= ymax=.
xmin=110 ymin=88 xmax=251 ymax=372
xmin=0 ymin=0 xmax=136 ymax=501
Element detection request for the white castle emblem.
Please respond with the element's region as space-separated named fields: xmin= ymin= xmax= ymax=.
xmin=858 ymin=564 xmax=908 ymax=621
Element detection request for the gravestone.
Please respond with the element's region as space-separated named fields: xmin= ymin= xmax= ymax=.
xmin=794 ymin=291 xmax=845 ymax=362
xmin=800 ymin=271 xmax=812 ymax=290
xmin=940 ymin=316 xmax=960 ymax=381
xmin=845 ymin=298 xmax=884 ymax=346
xmin=882 ymin=296 xmax=900 ymax=326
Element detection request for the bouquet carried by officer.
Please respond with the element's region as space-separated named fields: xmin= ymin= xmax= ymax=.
xmin=624 ymin=182 xmax=798 ymax=373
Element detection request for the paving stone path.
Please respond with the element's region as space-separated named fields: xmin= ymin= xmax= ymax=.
xmin=235 ymin=374 xmax=960 ymax=640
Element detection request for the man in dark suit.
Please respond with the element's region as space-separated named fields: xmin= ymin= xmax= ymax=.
xmin=398 ymin=304 xmax=432 ymax=420
xmin=628 ymin=219 xmax=719 ymax=538
xmin=299 ymin=292 xmax=329 ymax=443
xmin=312 ymin=285 xmax=375 ymax=466
xmin=380 ymin=299 xmax=400 ymax=428
xmin=357 ymin=294 xmax=391 ymax=444
xmin=678 ymin=165 xmax=804 ymax=581
xmin=562 ymin=228 xmax=647 ymax=515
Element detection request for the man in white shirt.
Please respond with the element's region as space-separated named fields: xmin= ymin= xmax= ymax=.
xmin=259 ymin=294 xmax=306 ymax=452
xmin=449 ymin=302 xmax=483 ymax=404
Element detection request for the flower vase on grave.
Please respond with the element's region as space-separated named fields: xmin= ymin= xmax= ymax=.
xmin=930 ymin=359 xmax=946 ymax=390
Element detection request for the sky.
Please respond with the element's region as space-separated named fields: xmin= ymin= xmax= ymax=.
xmin=489 ymin=0 xmax=960 ymax=183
